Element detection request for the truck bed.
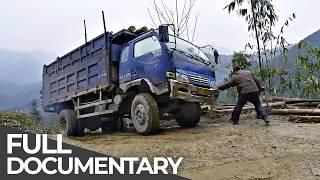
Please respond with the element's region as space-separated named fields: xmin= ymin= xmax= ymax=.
xmin=42 ymin=33 xmax=110 ymax=111
xmin=41 ymin=29 xmax=139 ymax=112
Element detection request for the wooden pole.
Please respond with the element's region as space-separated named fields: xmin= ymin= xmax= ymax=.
xmin=271 ymin=109 xmax=320 ymax=116
xmin=263 ymin=96 xmax=320 ymax=104
xmin=213 ymin=101 xmax=285 ymax=113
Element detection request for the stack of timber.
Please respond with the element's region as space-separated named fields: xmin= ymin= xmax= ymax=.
xmin=265 ymin=96 xmax=320 ymax=123
xmin=208 ymin=96 xmax=320 ymax=123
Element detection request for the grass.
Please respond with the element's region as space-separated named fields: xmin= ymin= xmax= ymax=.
xmin=0 ymin=111 xmax=58 ymax=134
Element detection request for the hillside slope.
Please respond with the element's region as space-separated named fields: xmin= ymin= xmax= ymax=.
xmin=274 ymin=29 xmax=320 ymax=73
xmin=0 ymin=49 xmax=55 ymax=85
xmin=0 ymin=49 xmax=55 ymax=111
xmin=0 ymin=82 xmax=41 ymax=111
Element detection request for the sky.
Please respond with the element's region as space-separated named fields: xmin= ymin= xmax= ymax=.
xmin=0 ymin=0 xmax=319 ymax=58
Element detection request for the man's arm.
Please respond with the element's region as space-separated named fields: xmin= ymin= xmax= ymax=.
xmin=252 ymin=73 xmax=262 ymax=90
xmin=217 ymin=77 xmax=236 ymax=91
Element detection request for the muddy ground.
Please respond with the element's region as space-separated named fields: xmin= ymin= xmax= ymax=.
xmin=63 ymin=114 xmax=320 ymax=180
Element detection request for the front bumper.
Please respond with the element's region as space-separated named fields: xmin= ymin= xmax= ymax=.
xmin=169 ymin=79 xmax=219 ymax=105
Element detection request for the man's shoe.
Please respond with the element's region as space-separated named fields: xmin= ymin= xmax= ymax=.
xmin=233 ymin=121 xmax=240 ymax=125
xmin=264 ymin=118 xmax=270 ymax=126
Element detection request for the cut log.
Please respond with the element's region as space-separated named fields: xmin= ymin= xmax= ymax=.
xmin=213 ymin=102 xmax=286 ymax=113
xmin=264 ymin=101 xmax=286 ymax=108
xmin=263 ymin=96 xmax=320 ymax=104
xmin=288 ymin=102 xmax=320 ymax=108
xmin=263 ymin=96 xmax=302 ymax=102
xmin=271 ymin=109 xmax=320 ymax=116
xmin=289 ymin=116 xmax=320 ymax=123
xmin=287 ymin=100 xmax=320 ymax=104
xmin=215 ymin=105 xmax=250 ymax=110
xmin=217 ymin=104 xmax=237 ymax=106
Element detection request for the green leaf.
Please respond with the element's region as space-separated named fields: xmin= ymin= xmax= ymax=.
xmin=297 ymin=41 xmax=303 ymax=49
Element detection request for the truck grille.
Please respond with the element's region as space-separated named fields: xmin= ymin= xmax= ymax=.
xmin=189 ymin=74 xmax=210 ymax=85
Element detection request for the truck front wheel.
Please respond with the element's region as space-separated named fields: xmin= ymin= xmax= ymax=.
xmin=59 ymin=109 xmax=84 ymax=136
xmin=131 ymin=93 xmax=159 ymax=135
xmin=175 ymin=102 xmax=201 ymax=128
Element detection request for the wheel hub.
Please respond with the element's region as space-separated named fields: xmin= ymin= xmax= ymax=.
xmin=59 ymin=118 xmax=67 ymax=134
xmin=135 ymin=104 xmax=146 ymax=125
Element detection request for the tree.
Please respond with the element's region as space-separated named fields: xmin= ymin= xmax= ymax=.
xmin=30 ymin=100 xmax=41 ymax=124
xmin=293 ymin=42 xmax=320 ymax=98
xmin=148 ymin=0 xmax=199 ymax=42
xmin=232 ymin=51 xmax=252 ymax=70
xmin=225 ymin=0 xmax=296 ymax=96
xmin=224 ymin=0 xmax=278 ymax=81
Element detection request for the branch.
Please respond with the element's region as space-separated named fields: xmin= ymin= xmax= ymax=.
xmin=152 ymin=0 xmax=164 ymax=25
xmin=191 ymin=14 xmax=199 ymax=43
xmin=178 ymin=0 xmax=188 ymax=30
xmin=176 ymin=0 xmax=179 ymax=34
xmin=179 ymin=0 xmax=196 ymax=33
xmin=147 ymin=8 xmax=158 ymax=28
xmin=160 ymin=0 xmax=175 ymax=24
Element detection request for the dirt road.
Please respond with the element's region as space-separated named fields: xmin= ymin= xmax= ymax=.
xmin=63 ymin=114 xmax=320 ymax=180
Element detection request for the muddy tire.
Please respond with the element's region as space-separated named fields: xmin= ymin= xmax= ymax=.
xmin=59 ymin=109 xmax=84 ymax=136
xmin=131 ymin=93 xmax=159 ymax=135
xmin=176 ymin=102 xmax=201 ymax=128
xmin=85 ymin=117 xmax=101 ymax=131
xmin=101 ymin=117 xmax=122 ymax=133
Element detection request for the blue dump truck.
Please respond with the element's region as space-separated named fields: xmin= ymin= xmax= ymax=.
xmin=42 ymin=22 xmax=219 ymax=136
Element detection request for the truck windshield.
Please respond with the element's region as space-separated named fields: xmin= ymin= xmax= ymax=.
xmin=166 ymin=35 xmax=211 ymax=66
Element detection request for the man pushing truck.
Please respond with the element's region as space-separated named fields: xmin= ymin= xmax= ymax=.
xmin=217 ymin=65 xmax=270 ymax=125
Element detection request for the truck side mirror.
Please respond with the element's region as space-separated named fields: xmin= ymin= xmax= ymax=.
xmin=159 ymin=25 xmax=169 ymax=42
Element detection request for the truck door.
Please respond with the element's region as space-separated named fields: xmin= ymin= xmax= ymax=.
xmin=119 ymin=46 xmax=131 ymax=84
xmin=130 ymin=35 xmax=166 ymax=85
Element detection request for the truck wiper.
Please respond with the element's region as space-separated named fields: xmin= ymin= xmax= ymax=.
xmin=194 ymin=55 xmax=211 ymax=65
xmin=185 ymin=52 xmax=210 ymax=65
xmin=169 ymin=48 xmax=211 ymax=65
xmin=169 ymin=48 xmax=194 ymax=59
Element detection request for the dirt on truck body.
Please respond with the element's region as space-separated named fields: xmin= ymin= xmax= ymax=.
xmin=61 ymin=114 xmax=320 ymax=180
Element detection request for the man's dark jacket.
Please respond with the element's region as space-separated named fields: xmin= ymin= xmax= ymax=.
xmin=218 ymin=70 xmax=261 ymax=94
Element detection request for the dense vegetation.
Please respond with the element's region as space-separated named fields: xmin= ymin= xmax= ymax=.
xmin=223 ymin=0 xmax=319 ymax=101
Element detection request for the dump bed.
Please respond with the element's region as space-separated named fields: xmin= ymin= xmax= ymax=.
xmin=41 ymin=33 xmax=112 ymax=111
xmin=41 ymin=29 xmax=140 ymax=111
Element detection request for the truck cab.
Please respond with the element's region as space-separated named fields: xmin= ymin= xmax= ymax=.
xmin=115 ymin=27 xmax=219 ymax=134
xmin=119 ymin=29 xmax=218 ymax=102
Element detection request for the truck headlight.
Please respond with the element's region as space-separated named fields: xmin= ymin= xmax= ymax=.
xmin=176 ymin=72 xmax=189 ymax=83
xmin=210 ymin=80 xmax=216 ymax=88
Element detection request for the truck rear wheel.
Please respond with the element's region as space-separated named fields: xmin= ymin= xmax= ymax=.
xmin=85 ymin=117 xmax=101 ymax=131
xmin=59 ymin=109 xmax=84 ymax=136
xmin=175 ymin=102 xmax=201 ymax=128
xmin=131 ymin=93 xmax=159 ymax=135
